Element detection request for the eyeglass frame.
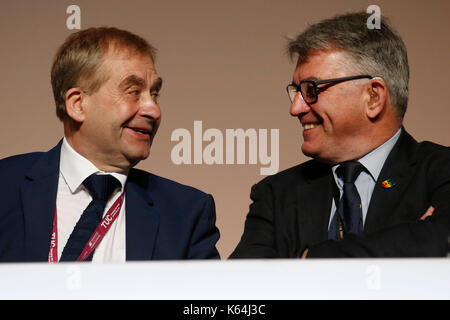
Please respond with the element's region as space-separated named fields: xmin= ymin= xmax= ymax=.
xmin=286 ymin=75 xmax=374 ymax=104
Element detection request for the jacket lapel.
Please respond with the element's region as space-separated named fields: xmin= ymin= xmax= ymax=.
xmin=125 ymin=170 xmax=160 ymax=261
xmin=21 ymin=141 xmax=62 ymax=261
xmin=364 ymin=129 xmax=418 ymax=233
xmin=297 ymin=161 xmax=335 ymax=244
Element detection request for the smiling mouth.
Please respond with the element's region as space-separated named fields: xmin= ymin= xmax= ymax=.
xmin=126 ymin=126 xmax=152 ymax=138
xmin=131 ymin=128 xmax=150 ymax=134
xmin=302 ymin=123 xmax=319 ymax=130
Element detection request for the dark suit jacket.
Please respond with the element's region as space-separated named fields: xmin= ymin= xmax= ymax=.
xmin=0 ymin=141 xmax=220 ymax=262
xmin=230 ymin=129 xmax=450 ymax=258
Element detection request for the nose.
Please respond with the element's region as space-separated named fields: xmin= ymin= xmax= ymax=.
xmin=289 ymin=91 xmax=311 ymax=117
xmin=139 ymin=92 xmax=161 ymax=121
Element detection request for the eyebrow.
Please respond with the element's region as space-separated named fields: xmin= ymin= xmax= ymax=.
xmin=301 ymin=76 xmax=320 ymax=82
xmin=291 ymin=76 xmax=319 ymax=85
xmin=119 ymin=75 xmax=163 ymax=91
xmin=119 ymin=75 xmax=145 ymax=90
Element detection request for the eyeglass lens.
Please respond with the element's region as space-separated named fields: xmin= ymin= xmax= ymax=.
xmin=300 ymin=82 xmax=316 ymax=103
xmin=288 ymin=82 xmax=316 ymax=103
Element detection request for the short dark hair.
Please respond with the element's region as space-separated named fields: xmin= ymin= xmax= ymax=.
xmin=287 ymin=11 xmax=409 ymax=120
xmin=51 ymin=27 xmax=157 ymax=121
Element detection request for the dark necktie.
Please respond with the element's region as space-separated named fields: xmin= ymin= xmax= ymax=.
xmin=328 ymin=161 xmax=365 ymax=239
xmin=60 ymin=174 xmax=120 ymax=262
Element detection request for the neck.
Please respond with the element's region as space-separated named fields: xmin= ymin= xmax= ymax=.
xmin=348 ymin=124 xmax=400 ymax=163
xmin=64 ymin=133 xmax=131 ymax=174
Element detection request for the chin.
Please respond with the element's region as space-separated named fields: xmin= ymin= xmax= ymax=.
xmin=134 ymin=151 xmax=150 ymax=162
xmin=301 ymin=145 xmax=334 ymax=164
xmin=301 ymin=143 xmax=318 ymax=159
xmin=124 ymin=149 xmax=151 ymax=168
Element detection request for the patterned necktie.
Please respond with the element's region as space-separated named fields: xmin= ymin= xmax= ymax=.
xmin=60 ymin=174 xmax=120 ymax=262
xmin=328 ymin=161 xmax=365 ymax=239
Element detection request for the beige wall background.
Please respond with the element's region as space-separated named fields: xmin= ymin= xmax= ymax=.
xmin=1 ymin=0 xmax=449 ymax=258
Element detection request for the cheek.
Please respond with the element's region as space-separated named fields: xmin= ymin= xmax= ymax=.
xmin=322 ymin=99 xmax=364 ymax=134
xmin=118 ymin=99 xmax=140 ymax=122
xmin=109 ymin=104 xmax=138 ymax=133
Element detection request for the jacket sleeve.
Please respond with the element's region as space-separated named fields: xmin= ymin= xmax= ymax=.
xmin=229 ymin=181 xmax=280 ymax=258
xmin=187 ymin=194 xmax=221 ymax=259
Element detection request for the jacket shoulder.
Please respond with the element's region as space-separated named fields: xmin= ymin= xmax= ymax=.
xmin=416 ymin=140 xmax=448 ymax=152
xmin=0 ymin=152 xmax=44 ymax=181
xmin=414 ymin=140 xmax=450 ymax=164
xmin=0 ymin=152 xmax=45 ymax=214
xmin=398 ymin=129 xmax=449 ymax=162
xmin=0 ymin=151 xmax=43 ymax=165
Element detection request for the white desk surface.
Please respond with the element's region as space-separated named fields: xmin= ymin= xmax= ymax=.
xmin=0 ymin=258 xmax=449 ymax=300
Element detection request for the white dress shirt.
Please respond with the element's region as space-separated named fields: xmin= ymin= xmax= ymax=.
xmin=329 ymin=128 xmax=402 ymax=228
xmin=56 ymin=138 xmax=127 ymax=263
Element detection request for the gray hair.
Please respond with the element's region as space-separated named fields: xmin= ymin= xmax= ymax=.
xmin=287 ymin=11 xmax=409 ymax=121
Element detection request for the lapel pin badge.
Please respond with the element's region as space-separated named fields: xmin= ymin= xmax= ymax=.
xmin=381 ymin=179 xmax=396 ymax=188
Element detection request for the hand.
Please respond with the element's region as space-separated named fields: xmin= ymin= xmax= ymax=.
xmin=420 ymin=206 xmax=434 ymax=220
xmin=301 ymin=248 xmax=309 ymax=259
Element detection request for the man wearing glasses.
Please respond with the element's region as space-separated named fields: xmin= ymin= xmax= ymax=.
xmin=230 ymin=11 xmax=450 ymax=258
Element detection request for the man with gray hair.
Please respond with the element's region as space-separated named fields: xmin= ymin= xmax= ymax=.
xmin=230 ymin=11 xmax=450 ymax=258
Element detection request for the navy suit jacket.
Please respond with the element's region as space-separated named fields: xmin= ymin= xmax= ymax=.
xmin=0 ymin=141 xmax=220 ymax=262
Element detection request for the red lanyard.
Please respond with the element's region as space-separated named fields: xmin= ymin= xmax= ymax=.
xmin=48 ymin=192 xmax=125 ymax=263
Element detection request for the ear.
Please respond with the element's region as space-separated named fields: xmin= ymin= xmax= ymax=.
xmin=364 ymin=77 xmax=388 ymax=120
xmin=65 ymin=87 xmax=86 ymax=123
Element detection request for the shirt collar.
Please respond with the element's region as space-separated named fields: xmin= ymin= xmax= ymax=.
xmin=332 ymin=128 xmax=402 ymax=183
xmin=60 ymin=137 xmax=128 ymax=194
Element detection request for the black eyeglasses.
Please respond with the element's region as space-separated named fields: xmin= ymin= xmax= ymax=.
xmin=286 ymin=75 xmax=373 ymax=104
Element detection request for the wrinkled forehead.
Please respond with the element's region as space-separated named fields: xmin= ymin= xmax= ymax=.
xmin=96 ymin=46 xmax=158 ymax=84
